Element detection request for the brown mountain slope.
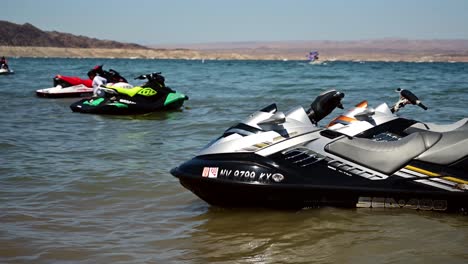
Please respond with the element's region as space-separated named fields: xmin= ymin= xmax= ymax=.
xmin=0 ymin=20 xmax=148 ymax=49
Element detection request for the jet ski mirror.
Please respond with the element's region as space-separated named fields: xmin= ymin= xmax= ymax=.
xmin=307 ymin=90 xmax=345 ymax=124
xmin=258 ymin=112 xmax=286 ymax=126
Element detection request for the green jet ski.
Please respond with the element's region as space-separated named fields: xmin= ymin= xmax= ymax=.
xmin=70 ymin=72 xmax=188 ymax=115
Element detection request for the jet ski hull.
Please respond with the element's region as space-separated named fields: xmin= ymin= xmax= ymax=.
xmin=70 ymin=93 xmax=188 ymax=115
xmin=36 ymin=85 xmax=93 ymax=98
xmin=0 ymin=68 xmax=14 ymax=75
xmin=172 ymin=153 xmax=468 ymax=212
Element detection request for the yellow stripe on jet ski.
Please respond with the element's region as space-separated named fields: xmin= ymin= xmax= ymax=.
xmin=405 ymin=165 xmax=438 ymax=176
xmin=405 ymin=165 xmax=468 ymax=184
xmin=441 ymin=177 xmax=468 ymax=185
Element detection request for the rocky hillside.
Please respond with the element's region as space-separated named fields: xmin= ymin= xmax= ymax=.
xmin=0 ymin=20 xmax=148 ymax=49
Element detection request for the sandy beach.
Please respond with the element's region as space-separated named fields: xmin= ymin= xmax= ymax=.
xmin=2 ymin=45 xmax=468 ymax=62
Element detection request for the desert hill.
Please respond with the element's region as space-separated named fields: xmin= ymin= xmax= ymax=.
xmin=0 ymin=20 xmax=147 ymax=49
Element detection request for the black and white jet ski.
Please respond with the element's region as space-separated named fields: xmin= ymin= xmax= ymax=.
xmin=171 ymin=89 xmax=468 ymax=212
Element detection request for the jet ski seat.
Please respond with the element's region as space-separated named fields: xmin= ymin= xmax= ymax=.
xmin=325 ymin=131 xmax=441 ymax=174
xmin=415 ymin=130 xmax=468 ymax=165
xmin=404 ymin=118 xmax=468 ymax=134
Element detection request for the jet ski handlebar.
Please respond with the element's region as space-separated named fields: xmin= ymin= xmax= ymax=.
xmin=134 ymin=72 xmax=163 ymax=80
xmin=391 ymin=88 xmax=428 ymax=113
xmin=306 ymin=90 xmax=345 ymax=124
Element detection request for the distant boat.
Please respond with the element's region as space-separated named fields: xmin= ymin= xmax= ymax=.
xmin=307 ymin=51 xmax=321 ymax=64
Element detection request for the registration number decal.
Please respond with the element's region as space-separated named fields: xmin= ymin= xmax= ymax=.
xmin=202 ymin=167 xmax=284 ymax=183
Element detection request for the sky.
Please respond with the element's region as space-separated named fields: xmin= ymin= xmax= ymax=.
xmin=3 ymin=0 xmax=468 ymax=45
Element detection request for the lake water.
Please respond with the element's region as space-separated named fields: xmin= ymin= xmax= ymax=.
xmin=1 ymin=58 xmax=467 ymax=263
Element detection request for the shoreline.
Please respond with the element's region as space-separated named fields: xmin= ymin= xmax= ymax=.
xmin=2 ymin=46 xmax=468 ymax=62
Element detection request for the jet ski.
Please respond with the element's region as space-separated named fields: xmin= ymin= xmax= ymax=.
xmin=171 ymin=89 xmax=468 ymax=213
xmin=70 ymin=72 xmax=189 ymax=115
xmin=36 ymin=75 xmax=93 ymax=98
xmin=36 ymin=66 xmax=128 ymax=98
xmin=0 ymin=64 xmax=14 ymax=75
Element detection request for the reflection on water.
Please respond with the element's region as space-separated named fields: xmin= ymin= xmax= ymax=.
xmin=0 ymin=58 xmax=467 ymax=263
xmin=174 ymin=207 xmax=468 ymax=264
xmin=101 ymin=109 xmax=187 ymax=121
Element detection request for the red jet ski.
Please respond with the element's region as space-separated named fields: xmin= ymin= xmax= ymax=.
xmin=36 ymin=75 xmax=94 ymax=98
xmin=53 ymin=75 xmax=93 ymax=88
xmin=36 ymin=66 xmax=128 ymax=98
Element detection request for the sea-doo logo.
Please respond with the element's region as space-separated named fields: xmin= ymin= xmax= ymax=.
xmin=271 ymin=173 xmax=285 ymax=183
xmin=202 ymin=167 xmax=218 ymax=178
xmin=357 ymin=197 xmax=448 ymax=211
xmin=137 ymin=88 xmax=157 ymax=96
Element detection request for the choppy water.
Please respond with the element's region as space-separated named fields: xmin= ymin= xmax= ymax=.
xmin=1 ymin=58 xmax=467 ymax=264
